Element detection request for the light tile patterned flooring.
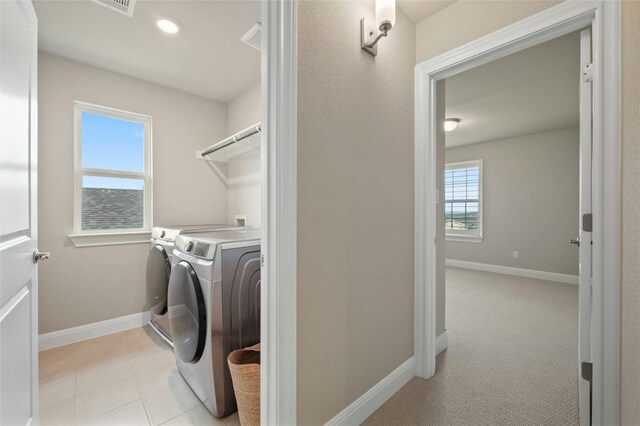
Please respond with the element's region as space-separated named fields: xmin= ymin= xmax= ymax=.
xmin=39 ymin=326 xmax=240 ymax=426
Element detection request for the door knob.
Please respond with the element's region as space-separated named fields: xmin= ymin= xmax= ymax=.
xmin=33 ymin=250 xmax=50 ymax=264
xmin=570 ymin=238 xmax=580 ymax=247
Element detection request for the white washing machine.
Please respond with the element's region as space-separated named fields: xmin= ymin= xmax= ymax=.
xmin=146 ymin=225 xmax=243 ymax=344
xmin=167 ymin=229 xmax=261 ymax=417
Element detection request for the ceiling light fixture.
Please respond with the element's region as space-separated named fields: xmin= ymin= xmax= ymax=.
xmin=156 ymin=17 xmax=180 ymax=34
xmin=444 ymin=118 xmax=461 ymax=132
xmin=360 ymin=0 xmax=396 ymax=57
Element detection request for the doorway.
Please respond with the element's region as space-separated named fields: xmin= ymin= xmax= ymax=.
xmin=414 ymin=2 xmax=620 ymax=425
xmin=438 ymin=30 xmax=583 ymax=424
xmin=1 ymin=0 xmax=297 ymax=424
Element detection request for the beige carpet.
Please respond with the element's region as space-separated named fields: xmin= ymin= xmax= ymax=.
xmin=363 ymin=267 xmax=579 ymax=426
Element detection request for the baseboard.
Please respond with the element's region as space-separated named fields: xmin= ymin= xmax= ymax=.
xmin=325 ymin=357 xmax=416 ymax=426
xmin=38 ymin=311 xmax=150 ymax=351
xmin=436 ymin=331 xmax=448 ymax=355
xmin=446 ymin=259 xmax=579 ymax=285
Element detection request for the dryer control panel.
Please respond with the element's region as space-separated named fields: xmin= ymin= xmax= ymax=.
xmin=175 ymin=236 xmax=216 ymax=260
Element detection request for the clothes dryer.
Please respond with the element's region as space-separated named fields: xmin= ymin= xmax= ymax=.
xmin=167 ymin=229 xmax=261 ymax=416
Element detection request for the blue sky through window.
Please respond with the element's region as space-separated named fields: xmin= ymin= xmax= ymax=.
xmin=82 ymin=176 xmax=144 ymax=190
xmin=81 ymin=112 xmax=144 ymax=190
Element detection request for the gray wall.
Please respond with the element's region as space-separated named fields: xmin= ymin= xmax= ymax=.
xmin=38 ymin=53 xmax=229 ymax=333
xmin=445 ymin=127 xmax=579 ymax=275
xmin=297 ymin=2 xmax=415 ymax=424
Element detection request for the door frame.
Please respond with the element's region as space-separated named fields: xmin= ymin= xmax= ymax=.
xmin=261 ymin=1 xmax=297 ymax=425
xmin=414 ymin=1 xmax=620 ymax=425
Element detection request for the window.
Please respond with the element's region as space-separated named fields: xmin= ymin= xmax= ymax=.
xmin=72 ymin=102 xmax=152 ymax=244
xmin=444 ymin=160 xmax=482 ymax=241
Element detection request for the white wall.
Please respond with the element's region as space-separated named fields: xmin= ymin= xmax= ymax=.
xmin=38 ymin=53 xmax=229 ymax=333
xmin=225 ymin=80 xmax=261 ymax=227
xmin=297 ymin=2 xmax=415 ymax=424
xmin=227 ymin=80 xmax=261 ymax=135
xmin=445 ymin=127 xmax=580 ymax=276
xmin=436 ymin=80 xmax=446 ymax=336
xmin=226 ymin=148 xmax=261 ymax=228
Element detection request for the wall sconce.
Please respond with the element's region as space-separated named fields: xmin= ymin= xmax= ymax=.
xmin=361 ymin=0 xmax=396 ymax=57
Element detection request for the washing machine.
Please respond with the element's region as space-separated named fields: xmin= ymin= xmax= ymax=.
xmin=167 ymin=229 xmax=261 ymax=417
xmin=146 ymin=224 xmax=243 ymax=344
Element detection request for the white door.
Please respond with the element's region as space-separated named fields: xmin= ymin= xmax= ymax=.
xmin=0 ymin=0 xmax=41 ymax=424
xmin=577 ymin=27 xmax=593 ymax=426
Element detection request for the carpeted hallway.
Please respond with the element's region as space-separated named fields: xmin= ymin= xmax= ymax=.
xmin=364 ymin=267 xmax=579 ymax=425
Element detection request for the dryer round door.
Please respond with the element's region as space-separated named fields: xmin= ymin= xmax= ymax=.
xmin=168 ymin=260 xmax=206 ymax=364
xmin=146 ymin=244 xmax=171 ymax=315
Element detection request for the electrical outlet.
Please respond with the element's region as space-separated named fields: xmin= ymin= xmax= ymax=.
xmin=235 ymin=215 xmax=247 ymax=227
xmin=512 ymin=251 xmax=519 ymax=259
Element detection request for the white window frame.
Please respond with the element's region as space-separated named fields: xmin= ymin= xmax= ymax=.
xmin=69 ymin=101 xmax=153 ymax=248
xmin=444 ymin=159 xmax=483 ymax=242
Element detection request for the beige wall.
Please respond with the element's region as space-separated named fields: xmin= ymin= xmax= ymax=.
xmin=621 ymin=1 xmax=640 ymax=424
xmin=38 ymin=53 xmax=228 ymax=333
xmin=226 ymin=80 xmax=262 ymax=227
xmin=445 ymin=128 xmax=579 ymax=275
xmin=415 ymin=1 xmax=559 ymax=64
xmin=297 ymin=2 xmax=415 ymax=424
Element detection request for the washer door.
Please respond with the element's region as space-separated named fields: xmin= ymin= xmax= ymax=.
xmin=168 ymin=260 xmax=206 ymax=364
xmin=146 ymin=244 xmax=171 ymax=315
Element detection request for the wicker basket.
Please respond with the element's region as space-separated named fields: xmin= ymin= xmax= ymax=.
xmin=228 ymin=344 xmax=261 ymax=426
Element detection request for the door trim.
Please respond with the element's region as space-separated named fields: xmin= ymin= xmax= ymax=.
xmin=26 ymin=0 xmax=40 ymax=421
xmin=414 ymin=1 xmax=620 ymax=425
xmin=261 ymin=1 xmax=297 ymax=425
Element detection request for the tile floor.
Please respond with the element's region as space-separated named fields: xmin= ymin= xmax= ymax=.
xmin=39 ymin=326 xmax=240 ymax=426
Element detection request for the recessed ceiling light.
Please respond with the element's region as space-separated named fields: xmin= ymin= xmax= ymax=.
xmin=156 ymin=18 xmax=180 ymax=34
xmin=444 ymin=118 xmax=461 ymax=132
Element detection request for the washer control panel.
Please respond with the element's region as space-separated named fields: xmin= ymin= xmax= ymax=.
xmin=175 ymin=235 xmax=216 ymax=260
xmin=151 ymin=227 xmax=181 ymax=242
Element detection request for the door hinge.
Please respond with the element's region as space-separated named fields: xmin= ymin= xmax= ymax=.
xmin=583 ymin=213 xmax=593 ymax=232
xmin=582 ymin=361 xmax=593 ymax=382
xmin=261 ymin=254 xmax=265 ymax=268
xmin=583 ymin=63 xmax=593 ymax=83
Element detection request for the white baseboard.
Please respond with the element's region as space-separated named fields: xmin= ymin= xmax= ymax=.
xmin=325 ymin=357 xmax=416 ymax=426
xmin=436 ymin=331 xmax=448 ymax=355
xmin=446 ymin=259 xmax=579 ymax=285
xmin=38 ymin=311 xmax=150 ymax=351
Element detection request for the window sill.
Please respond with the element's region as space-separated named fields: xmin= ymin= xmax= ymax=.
xmin=69 ymin=230 xmax=151 ymax=248
xmin=446 ymin=234 xmax=484 ymax=243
